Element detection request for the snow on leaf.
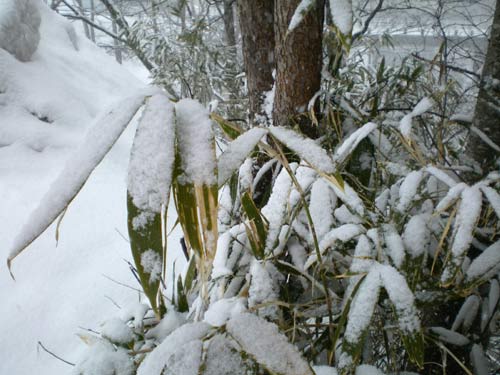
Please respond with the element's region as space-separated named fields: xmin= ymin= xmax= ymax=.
xmin=465 ymin=240 xmax=500 ymax=282
xmin=7 ymin=93 xmax=146 ymax=269
xmin=430 ymin=327 xmax=470 ymax=346
xmin=217 ymin=127 xmax=267 ymax=186
xmin=329 ymin=0 xmax=353 ymax=36
xmin=382 ymin=224 xmax=405 ymax=268
xmin=425 ymin=165 xmax=457 ymax=187
xmin=204 ymin=297 xmax=246 ymax=327
xmin=397 ymin=170 xmax=424 ymax=212
xmin=269 ymin=126 xmax=335 ymax=174
xmin=226 ymin=313 xmax=314 ymax=375
xmin=479 ymin=185 xmax=500 ymax=219
xmin=442 ymin=186 xmax=482 ymax=283
xmin=411 ymin=97 xmax=434 ymax=117
xmin=310 ymin=179 xmax=337 ymax=241
xmin=100 ymin=318 xmax=134 ymax=345
xmin=137 ymin=322 xmax=211 ymax=375
xmin=128 ymin=94 xmax=175 ymax=216
xmin=489 ymin=280 xmax=500 ymax=317
xmin=72 ymin=339 xmax=135 ymax=375
xmin=451 ymin=295 xmax=480 ymax=332
xmin=288 ymin=0 xmax=317 ymax=32
xmin=327 ymin=180 xmax=365 ymax=216
xmin=435 ymin=182 xmax=468 ymax=212
xmin=334 ymin=122 xmax=377 ymax=165
xmin=470 ymin=344 xmax=489 ymax=375
xmin=175 ymin=99 xmax=217 ymax=186
xmin=403 ymin=213 xmax=430 ymax=259
xmin=319 ymin=224 xmax=364 ymax=254
xmin=262 ymin=164 xmax=296 ymax=254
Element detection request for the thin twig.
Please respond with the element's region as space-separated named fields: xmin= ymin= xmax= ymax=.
xmin=37 ymin=341 xmax=75 ymax=367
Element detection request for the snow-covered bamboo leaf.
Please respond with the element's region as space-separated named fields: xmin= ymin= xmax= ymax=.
xmin=226 ymin=313 xmax=314 ymax=375
xmin=451 ymin=295 xmax=480 ymax=332
xmin=262 ymin=164 xmax=296 ymax=255
xmin=7 ymin=93 xmax=146 ymax=270
xmin=442 ymin=187 xmax=482 ymax=284
xmin=174 ymin=99 xmax=218 ymax=296
xmin=378 ymin=265 xmax=423 ymax=367
xmin=470 ymin=344 xmax=489 ymax=375
xmin=334 ymin=122 xmax=377 ymax=165
xmin=435 ymin=182 xmax=467 ymax=212
xmin=425 ymin=165 xmax=457 ymax=187
xmin=127 ymin=94 xmax=175 ymax=317
xmin=327 ymin=180 xmax=365 ymax=216
xmin=465 ymin=240 xmax=500 ymax=283
xmin=382 ymin=224 xmax=405 ymax=268
xmin=329 ymin=0 xmax=353 ymax=36
xmin=429 ymin=327 xmax=470 ymax=346
xmin=479 ymin=185 xmax=500 ymax=219
xmin=396 ymin=170 xmax=424 ymax=212
xmin=269 ymin=126 xmax=335 ymax=174
xmin=217 ymin=127 xmax=268 ymax=186
xmin=310 ymin=179 xmax=337 ymax=241
xmin=402 ymin=213 xmax=430 ymax=260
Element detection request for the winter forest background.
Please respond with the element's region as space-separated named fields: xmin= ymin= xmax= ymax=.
xmin=1 ymin=0 xmax=500 ymax=374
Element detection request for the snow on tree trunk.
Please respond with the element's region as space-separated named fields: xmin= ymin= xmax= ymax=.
xmin=273 ymin=0 xmax=324 ymax=136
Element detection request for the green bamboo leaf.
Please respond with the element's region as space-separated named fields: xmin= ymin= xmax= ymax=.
xmin=241 ymin=191 xmax=268 ymax=259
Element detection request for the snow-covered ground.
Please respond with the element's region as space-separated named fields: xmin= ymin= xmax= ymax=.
xmin=0 ymin=2 xmax=182 ymax=373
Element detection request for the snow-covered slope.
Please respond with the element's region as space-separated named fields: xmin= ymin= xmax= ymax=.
xmin=0 ymin=1 xmax=156 ymax=373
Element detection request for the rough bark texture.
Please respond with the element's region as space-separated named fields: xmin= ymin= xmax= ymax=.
xmin=273 ymin=0 xmax=324 ymax=136
xmin=469 ymin=0 xmax=500 ymax=169
xmin=238 ymin=0 xmax=275 ymax=124
xmin=223 ymin=0 xmax=237 ymax=47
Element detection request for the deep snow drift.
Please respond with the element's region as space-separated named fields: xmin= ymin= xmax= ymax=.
xmin=0 ymin=2 xmax=182 ymax=374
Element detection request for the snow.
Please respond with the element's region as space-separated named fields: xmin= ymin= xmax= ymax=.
xmin=310 ymin=179 xmax=337 ymax=240
xmin=203 ymin=335 xmax=247 ymax=375
xmin=137 ymin=322 xmax=211 ymax=375
xmin=382 ymin=224 xmax=405 ymax=268
xmin=0 ymin=3 xmax=183 ymax=374
xmin=203 ymin=297 xmax=246 ymax=326
xmin=72 ymin=339 xmax=135 ymax=375
xmin=145 ymin=310 xmax=187 ymax=342
xmin=0 ymin=0 xmax=41 ymax=62
xmin=328 ymin=181 xmax=365 ymax=216
xmin=175 ymin=99 xmax=217 ymax=186
xmin=128 ymin=94 xmax=175 ymax=219
xmin=289 ymin=0 xmax=316 ymax=32
xmin=452 ymin=295 xmax=480 ymax=332
xmin=489 ymin=280 xmax=500 ymax=317
xmin=355 ymin=365 xmax=385 ymax=375
xmin=162 ymin=339 xmax=203 ymax=375
xmin=399 ymin=97 xmax=434 ymax=138
xmin=334 ymin=122 xmax=377 ymax=165
xmin=313 ymin=366 xmax=338 ymax=375
xmin=262 ymin=164 xmax=296 ymax=254
xmin=119 ymin=302 xmax=149 ymax=329
xmin=140 ymin=249 xmax=163 ymax=283
xmin=100 ymin=318 xmax=134 ymax=345
xmin=403 ymin=214 xmax=430 ymax=258
xmin=435 ymin=182 xmax=467 ymax=211
xmin=248 ymin=259 xmax=283 ymax=318
xmin=466 ymin=240 xmax=500 ymax=281
xmin=269 ymin=126 xmax=336 ymax=174
xmin=480 ymin=185 xmax=500 ymax=219
xmin=226 ymin=313 xmax=313 ymax=375
xmin=217 ymin=127 xmax=267 ymax=186
xmin=425 ymin=165 xmax=457 ymax=187
xmin=7 ymin=92 xmax=146 ymax=266
xmin=430 ymin=327 xmax=470 ymax=346
xmin=397 ymin=170 xmax=424 ymax=212
xmin=329 ymin=0 xmax=353 ymax=36
xmin=470 ymin=344 xmax=489 ymax=375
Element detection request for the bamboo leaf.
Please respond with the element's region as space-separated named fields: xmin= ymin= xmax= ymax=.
xmin=7 ymin=93 xmax=146 ymax=273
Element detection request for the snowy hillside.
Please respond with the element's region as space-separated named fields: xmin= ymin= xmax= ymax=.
xmin=0 ymin=1 xmax=164 ymax=373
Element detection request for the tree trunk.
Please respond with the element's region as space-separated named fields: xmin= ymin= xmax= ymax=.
xmin=468 ymin=0 xmax=500 ymax=170
xmin=238 ymin=0 xmax=275 ymax=125
xmin=223 ymin=0 xmax=237 ymax=47
xmin=273 ymin=0 xmax=324 ymax=137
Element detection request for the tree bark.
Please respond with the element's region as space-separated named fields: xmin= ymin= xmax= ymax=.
xmin=273 ymin=0 xmax=324 ymax=136
xmin=238 ymin=0 xmax=275 ymax=125
xmin=468 ymin=0 xmax=500 ymax=170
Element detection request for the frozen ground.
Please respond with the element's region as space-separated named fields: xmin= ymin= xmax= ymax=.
xmin=0 ymin=2 xmax=183 ymax=373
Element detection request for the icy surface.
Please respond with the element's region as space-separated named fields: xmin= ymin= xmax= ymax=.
xmin=128 ymin=94 xmax=175 ymax=217
xmin=226 ymin=313 xmax=313 ymax=375
xmin=0 ymin=0 xmax=41 ymax=61
xmin=175 ymin=99 xmax=216 ymax=185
